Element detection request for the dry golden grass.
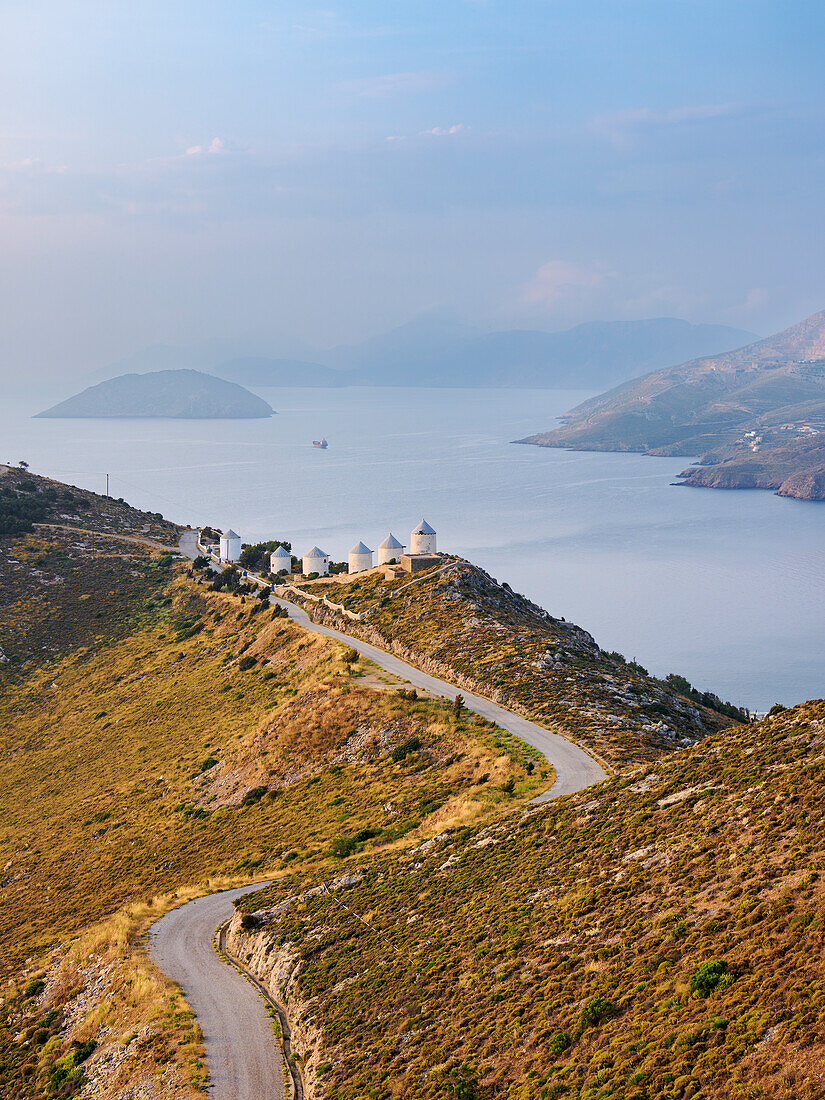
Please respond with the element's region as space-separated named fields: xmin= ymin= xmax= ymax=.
xmin=235 ymin=700 xmax=825 ymax=1100
xmin=0 ymin=522 xmax=541 ymax=1098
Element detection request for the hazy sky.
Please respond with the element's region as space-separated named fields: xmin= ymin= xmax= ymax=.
xmin=2 ymin=0 xmax=825 ymax=382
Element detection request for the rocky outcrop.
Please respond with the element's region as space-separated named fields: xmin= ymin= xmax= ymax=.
xmin=776 ymin=468 xmax=825 ymax=500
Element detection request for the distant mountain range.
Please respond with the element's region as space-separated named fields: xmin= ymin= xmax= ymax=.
xmin=318 ymin=316 xmax=758 ymax=390
xmin=518 ymin=310 xmax=825 ymax=500
xmin=86 ymin=316 xmax=758 ymax=393
xmin=217 ymin=357 xmax=346 ymax=388
xmin=36 ymin=369 xmax=274 ymax=419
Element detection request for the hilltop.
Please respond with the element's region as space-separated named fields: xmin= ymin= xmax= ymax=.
xmin=36 ymin=369 xmax=274 ymax=419
xmin=283 ymin=559 xmax=745 ymax=769
xmin=517 ymin=310 xmax=825 ymax=500
xmin=230 ymin=697 xmax=825 ymax=1099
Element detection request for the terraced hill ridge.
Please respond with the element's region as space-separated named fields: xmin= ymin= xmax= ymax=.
xmin=231 ymin=698 xmax=825 ymax=1100
xmin=285 ymin=560 xmax=746 ymax=768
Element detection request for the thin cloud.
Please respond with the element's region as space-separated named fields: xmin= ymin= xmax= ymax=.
xmin=420 ymin=124 xmax=465 ymax=137
xmin=523 ymin=260 xmax=612 ymax=307
xmin=184 ymin=137 xmax=226 ymax=157
xmin=386 ymin=124 xmax=467 ymax=143
xmin=591 ymin=103 xmax=745 ymax=148
xmin=341 ymin=71 xmax=450 ymax=98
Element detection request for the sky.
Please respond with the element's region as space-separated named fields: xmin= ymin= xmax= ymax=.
xmin=2 ymin=0 xmax=825 ymax=384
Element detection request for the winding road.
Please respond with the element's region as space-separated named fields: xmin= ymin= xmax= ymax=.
xmin=180 ymin=530 xmax=607 ymax=799
xmin=148 ymin=885 xmax=283 ymax=1100
xmin=163 ymin=531 xmax=607 ymax=1098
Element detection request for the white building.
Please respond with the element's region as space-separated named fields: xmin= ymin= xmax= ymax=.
xmin=302 ymin=546 xmax=330 ymax=576
xmin=348 ymin=541 xmax=374 ymax=574
xmin=410 ymin=519 xmax=437 ymax=555
xmin=376 ymin=532 xmax=405 ymax=565
xmin=270 ymin=545 xmax=292 ymax=574
xmin=219 ymin=529 xmax=242 ymax=562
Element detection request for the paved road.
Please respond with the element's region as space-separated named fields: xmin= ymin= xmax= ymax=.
xmin=157 ymin=533 xmax=607 ymax=1098
xmin=148 ymin=885 xmax=283 ymax=1100
xmin=179 ymin=531 xmax=607 ymax=799
xmin=269 ymin=595 xmax=606 ymax=799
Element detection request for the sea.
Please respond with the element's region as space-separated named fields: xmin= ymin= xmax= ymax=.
xmin=2 ymin=385 xmax=823 ymax=712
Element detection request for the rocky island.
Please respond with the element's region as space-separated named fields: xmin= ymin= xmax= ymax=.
xmin=517 ymin=310 xmax=825 ymax=500
xmin=35 ymin=368 xmax=274 ymax=419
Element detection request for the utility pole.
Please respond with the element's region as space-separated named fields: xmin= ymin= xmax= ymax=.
xmin=106 ymin=473 xmax=109 ymax=498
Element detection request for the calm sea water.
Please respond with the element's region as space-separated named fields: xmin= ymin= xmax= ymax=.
xmin=2 ymin=386 xmax=823 ymax=711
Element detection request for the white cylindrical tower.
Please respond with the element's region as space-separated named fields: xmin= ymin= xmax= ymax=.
xmin=270 ymin=545 xmax=292 ymax=574
xmin=219 ymin=529 xmax=242 ymax=562
xmin=410 ymin=519 xmax=437 ymax=555
xmin=376 ymin=533 xmax=405 ymax=565
xmin=302 ymin=546 xmax=330 ymax=576
xmin=348 ymin=541 xmax=374 ymax=574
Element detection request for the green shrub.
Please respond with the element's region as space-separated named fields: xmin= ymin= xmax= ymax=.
xmin=71 ymin=1039 xmax=96 ymax=1066
xmin=238 ymin=655 xmax=256 ymax=671
xmin=580 ymin=995 xmax=619 ymax=1029
xmin=391 ymin=736 xmax=421 ymax=762
xmin=446 ymin=1065 xmax=483 ymax=1099
xmin=689 ymin=959 xmax=734 ymax=997
xmin=547 ymin=1031 xmax=570 ymax=1055
xmin=241 ymin=786 xmax=268 ymax=807
xmin=331 ymin=835 xmax=357 ymax=858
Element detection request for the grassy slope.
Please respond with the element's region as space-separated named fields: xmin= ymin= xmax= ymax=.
xmin=0 ymin=514 xmax=538 ymax=1099
xmin=235 ymin=700 xmax=825 ymax=1100
xmin=292 ymin=561 xmax=742 ymax=768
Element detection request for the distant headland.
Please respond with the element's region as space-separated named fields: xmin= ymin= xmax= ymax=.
xmin=516 ymin=309 xmax=825 ymax=501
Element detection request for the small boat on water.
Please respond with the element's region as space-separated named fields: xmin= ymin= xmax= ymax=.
xmin=313 ymin=438 xmax=328 ymax=449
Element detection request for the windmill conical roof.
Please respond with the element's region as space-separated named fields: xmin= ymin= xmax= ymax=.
xmin=412 ymin=519 xmax=436 ymax=534
xmin=350 ymin=541 xmax=373 ymax=555
xmin=378 ymin=533 xmax=404 ymax=549
xmin=224 ymin=529 xmax=240 ymax=539
xmin=271 ymin=545 xmax=291 ymax=557
xmin=304 ymin=546 xmax=328 ymax=558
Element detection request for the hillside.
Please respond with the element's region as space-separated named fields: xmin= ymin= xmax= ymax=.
xmin=3 ymin=473 xmax=815 ymax=1100
xmin=517 ymin=311 xmax=825 ymax=500
xmin=0 ymin=484 xmax=540 ymax=1098
xmin=35 ymin=369 xmax=274 ymax=419
xmin=282 ymin=559 xmax=745 ymax=769
xmin=230 ymin=698 xmax=825 ymax=1100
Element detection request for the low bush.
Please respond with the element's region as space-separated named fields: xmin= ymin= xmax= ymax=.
xmin=580 ymin=996 xmax=619 ymax=1029
xmin=689 ymin=960 xmax=734 ymax=998
xmin=391 ymin=736 xmax=421 ymax=762
xmin=241 ymin=786 xmax=269 ymax=807
xmin=547 ymin=1031 xmax=570 ymax=1056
